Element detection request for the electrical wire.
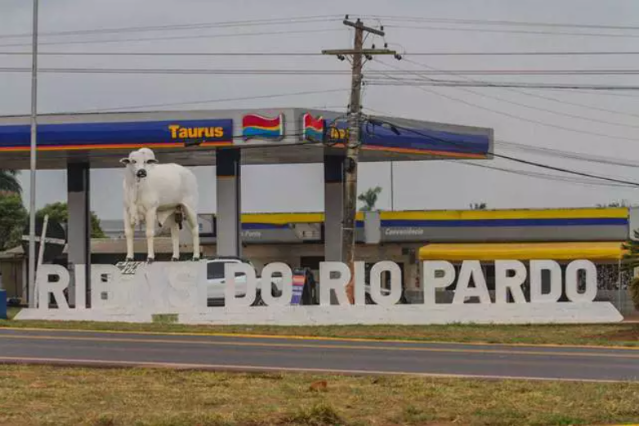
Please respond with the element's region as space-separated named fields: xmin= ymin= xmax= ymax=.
xmin=402 ymin=51 xmax=639 ymax=56
xmin=0 ymin=27 xmax=347 ymax=48
xmin=364 ymin=116 xmax=639 ymax=187
xmin=456 ymin=161 xmax=634 ymax=189
xmin=6 ymin=50 xmax=639 ymax=57
xmin=371 ymin=69 xmax=639 ymax=76
xmin=0 ymin=15 xmax=342 ymax=39
xmin=397 ymin=58 xmax=639 ymax=130
xmin=0 ymin=51 xmax=324 ymax=57
xmin=494 ymin=89 xmax=639 ymax=121
xmin=5 ymin=66 xmax=639 ymax=82
xmin=372 ymin=60 xmax=639 ymax=143
xmin=495 ymin=140 xmax=639 ymax=168
xmin=363 ymin=106 xmax=639 ymax=169
xmin=0 ymin=67 xmax=352 ymax=75
xmin=51 ymin=88 xmax=348 ymax=114
xmin=363 ymin=15 xmax=639 ymax=31
xmin=383 ymin=24 xmax=639 ymax=39
xmin=366 ymin=79 xmax=639 ymax=91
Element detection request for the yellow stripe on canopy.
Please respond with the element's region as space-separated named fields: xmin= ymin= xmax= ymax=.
xmin=419 ymin=242 xmax=626 ymax=262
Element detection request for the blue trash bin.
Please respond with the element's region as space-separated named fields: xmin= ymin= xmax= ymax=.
xmin=0 ymin=290 xmax=6 ymax=320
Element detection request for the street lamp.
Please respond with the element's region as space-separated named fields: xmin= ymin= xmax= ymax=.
xmin=27 ymin=0 xmax=39 ymax=308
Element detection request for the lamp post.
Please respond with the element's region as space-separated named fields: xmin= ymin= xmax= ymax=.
xmin=27 ymin=0 xmax=39 ymax=308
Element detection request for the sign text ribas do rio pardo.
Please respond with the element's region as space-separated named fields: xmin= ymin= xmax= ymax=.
xmin=20 ymin=259 xmax=622 ymax=325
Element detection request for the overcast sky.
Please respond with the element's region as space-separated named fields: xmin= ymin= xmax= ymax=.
xmin=2 ymin=0 xmax=639 ymax=219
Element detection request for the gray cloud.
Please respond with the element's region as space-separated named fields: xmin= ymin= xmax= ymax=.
xmin=3 ymin=0 xmax=639 ymax=218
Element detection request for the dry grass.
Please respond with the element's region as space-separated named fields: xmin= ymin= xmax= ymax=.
xmin=2 ymin=311 xmax=639 ymax=347
xmin=0 ymin=365 xmax=637 ymax=426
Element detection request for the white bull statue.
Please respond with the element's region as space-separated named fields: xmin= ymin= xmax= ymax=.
xmin=120 ymin=147 xmax=200 ymax=262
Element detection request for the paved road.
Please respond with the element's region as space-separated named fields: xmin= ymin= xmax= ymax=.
xmin=0 ymin=328 xmax=638 ymax=382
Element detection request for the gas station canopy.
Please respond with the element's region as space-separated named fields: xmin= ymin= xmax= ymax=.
xmin=0 ymin=107 xmax=493 ymax=169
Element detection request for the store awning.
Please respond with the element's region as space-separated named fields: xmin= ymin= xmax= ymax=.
xmin=418 ymin=242 xmax=626 ymax=262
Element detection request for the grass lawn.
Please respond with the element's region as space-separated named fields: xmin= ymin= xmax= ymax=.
xmin=0 ymin=365 xmax=637 ymax=426
xmin=1 ymin=308 xmax=639 ymax=347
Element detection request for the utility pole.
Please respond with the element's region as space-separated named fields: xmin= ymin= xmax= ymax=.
xmin=323 ymin=17 xmax=397 ymax=303
xmin=28 ymin=0 xmax=39 ymax=308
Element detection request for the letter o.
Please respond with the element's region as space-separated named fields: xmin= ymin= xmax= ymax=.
xmin=260 ymin=263 xmax=293 ymax=307
xmin=369 ymin=261 xmax=402 ymax=307
xmin=565 ymin=260 xmax=597 ymax=303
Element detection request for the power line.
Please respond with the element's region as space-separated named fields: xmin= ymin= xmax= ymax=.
xmin=47 ymin=88 xmax=348 ymax=114
xmin=0 ymin=67 xmax=352 ymax=75
xmin=372 ymin=69 xmax=639 ymax=76
xmin=363 ymin=15 xmax=639 ymax=31
xmin=0 ymin=51 xmax=324 ymax=57
xmin=366 ymin=117 xmax=639 ymax=187
xmin=396 ymin=58 xmax=639 ymax=130
xmin=0 ymin=15 xmax=342 ymax=39
xmin=6 ymin=50 xmax=639 ymax=57
xmin=384 ymin=24 xmax=639 ymax=39
xmin=372 ymin=61 xmax=639 ymax=143
xmin=5 ymin=66 xmax=639 ymax=80
xmin=496 ymin=88 xmax=639 ymax=121
xmin=456 ymin=161 xmax=634 ymax=189
xmin=363 ymin=106 xmax=639 ymax=169
xmin=495 ymin=140 xmax=639 ymax=168
xmin=404 ymin=51 xmax=639 ymax=56
xmin=0 ymin=27 xmax=346 ymax=48
xmin=546 ymin=88 xmax=639 ymax=98
xmin=366 ymin=79 xmax=639 ymax=91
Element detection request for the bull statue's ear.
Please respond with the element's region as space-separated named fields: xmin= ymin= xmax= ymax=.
xmin=120 ymin=158 xmax=131 ymax=164
xmin=146 ymin=158 xmax=158 ymax=164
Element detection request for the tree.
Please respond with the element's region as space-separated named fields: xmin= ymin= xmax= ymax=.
xmin=470 ymin=202 xmax=487 ymax=210
xmin=0 ymin=170 xmax=21 ymax=195
xmin=358 ymin=186 xmax=382 ymax=211
xmin=597 ymin=200 xmax=630 ymax=208
xmin=622 ymin=231 xmax=639 ymax=309
xmin=0 ymin=193 xmax=27 ymax=251
xmin=36 ymin=202 xmax=106 ymax=238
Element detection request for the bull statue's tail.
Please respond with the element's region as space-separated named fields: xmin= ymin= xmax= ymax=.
xmin=174 ymin=205 xmax=184 ymax=230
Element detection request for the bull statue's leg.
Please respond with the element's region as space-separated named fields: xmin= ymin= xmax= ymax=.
xmin=169 ymin=215 xmax=180 ymax=261
xmin=183 ymin=205 xmax=200 ymax=261
xmin=145 ymin=207 xmax=158 ymax=263
xmin=123 ymin=208 xmax=135 ymax=261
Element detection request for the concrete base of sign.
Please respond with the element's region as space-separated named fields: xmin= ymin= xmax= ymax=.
xmin=15 ymin=302 xmax=623 ymax=325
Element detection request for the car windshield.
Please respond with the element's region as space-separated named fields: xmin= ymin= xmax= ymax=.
xmin=207 ymin=261 xmax=247 ymax=280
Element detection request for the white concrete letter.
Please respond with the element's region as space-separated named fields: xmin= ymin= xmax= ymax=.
xmin=369 ymin=261 xmax=402 ymax=306
xmin=452 ymin=260 xmax=491 ymax=304
xmin=565 ymin=260 xmax=597 ymax=303
xmin=319 ymin=262 xmax=350 ymax=306
xmin=166 ymin=262 xmax=206 ymax=310
xmin=422 ymin=261 xmax=455 ymax=306
xmin=37 ymin=265 xmax=70 ymax=310
xmin=74 ymin=264 xmax=87 ymax=309
xmin=260 ymin=263 xmax=293 ymax=307
xmin=225 ymin=262 xmax=257 ymax=307
xmin=495 ymin=260 xmax=527 ymax=304
xmin=354 ymin=261 xmax=366 ymax=306
xmin=91 ymin=265 xmax=123 ymax=309
xmin=530 ymin=260 xmax=562 ymax=303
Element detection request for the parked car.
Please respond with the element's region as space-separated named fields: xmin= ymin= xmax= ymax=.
xmin=205 ymin=257 xmax=283 ymax=306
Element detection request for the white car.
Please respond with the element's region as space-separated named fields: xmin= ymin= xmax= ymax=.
xmin=205 ymin=257 xmax=283 ymax=306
